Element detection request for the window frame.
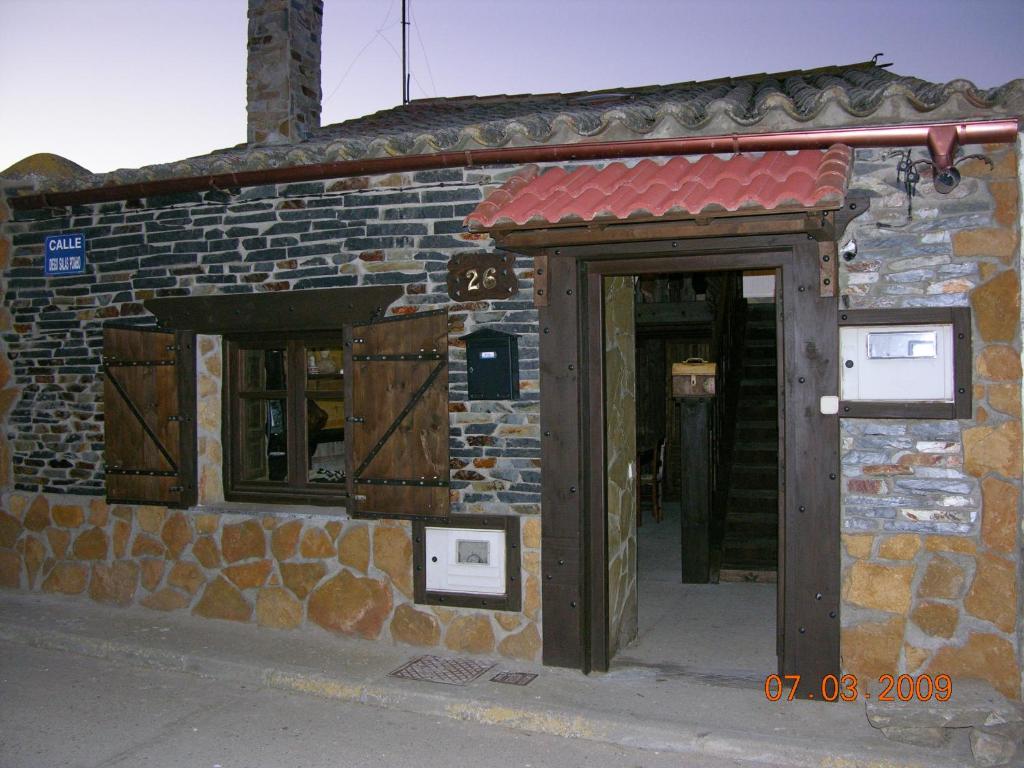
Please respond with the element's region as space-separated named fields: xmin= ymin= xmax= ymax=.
xmin=222 ymin=330 xmax=350 ymax=506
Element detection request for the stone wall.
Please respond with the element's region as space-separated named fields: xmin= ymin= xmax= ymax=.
xmin=604 ymin=276 xmax=638 ymax=656
xmin=1 ymin=168 xmax=539 ymax=513
xmin=0 ymin=145 xmax=1020 ymax=680
xmin=246 ymin=0 xmax=324 ymax=145
xmin=838 ymin=144 xmax=1022 ymax=698
xmin=0 ymin=166 xmax=542 ymax=660
xmin=0 ymin=492 xmax=542 ymax=659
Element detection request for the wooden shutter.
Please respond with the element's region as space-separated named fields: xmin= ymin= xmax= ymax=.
xmin=103 ymin=325 xmax=197 ymax=508
xmin=345 ymin=310 xmax=449 ymax=519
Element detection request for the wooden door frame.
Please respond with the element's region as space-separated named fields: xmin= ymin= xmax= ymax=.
xmin=537 ymin=233 xmax=841 ymax=689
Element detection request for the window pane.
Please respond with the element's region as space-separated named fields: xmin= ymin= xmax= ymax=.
xmin=307 ymin=395 xmax=346 ymax=484
xmin=305 ymin=346 xmax=343 ymax=388
xmin=240 ymin=398 xmax=288 ymax=482
xmin=242 ymin=348 xmax=286 ymax=391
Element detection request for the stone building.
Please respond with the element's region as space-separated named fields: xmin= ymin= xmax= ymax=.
xmin=1 ymin=0 xmax=1022 ymax=706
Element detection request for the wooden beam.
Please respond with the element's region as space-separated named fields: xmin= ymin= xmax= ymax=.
xmin=636 ymin=301 xmax=713 ymax=325
xmin=494 ymin=212 xmax=830 ymax=250
xmin=539 ymin=254 xmax=586 ymax=670
xmin=145 ymin=285 xmax=403 ymax=333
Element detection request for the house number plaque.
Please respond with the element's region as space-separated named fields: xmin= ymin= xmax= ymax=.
xmin=447 ymin=252 xmax=518 ymax=301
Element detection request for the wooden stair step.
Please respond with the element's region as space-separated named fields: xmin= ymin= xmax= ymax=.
xmin=731 ymin=468 xmax=777 ymax=485
xmin=738 ymin=405 xmax=777 ymax=418
xmin=718 ymin=568 xmax=777 ymax=583
xmin=735 ymin=428 xmax=778 ymax=442
xmin=735 ymin=441 xmax=778 ymax=451
xmin=729 ymin=488 xmax=779 ymax=500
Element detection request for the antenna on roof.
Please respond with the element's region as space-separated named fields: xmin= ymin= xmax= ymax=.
xmin=402 ymin=0 xmax=411 ymax=104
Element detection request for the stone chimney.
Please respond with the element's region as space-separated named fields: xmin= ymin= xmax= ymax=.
xmin=246 ymin=0 xmax=323 ymax=146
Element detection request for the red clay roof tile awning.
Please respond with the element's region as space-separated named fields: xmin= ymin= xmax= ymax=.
xmin=465 ymin=145 xmax=853 ymax=232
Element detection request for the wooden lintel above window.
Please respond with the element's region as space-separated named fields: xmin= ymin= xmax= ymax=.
xmin=493 ymin=209 xmax=837 ymax=251
xmin=145 ymin=285 xmax=403 ymax=334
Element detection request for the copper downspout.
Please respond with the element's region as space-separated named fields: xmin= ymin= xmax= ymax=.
xmin=7 ymin=118 xmax=1019 ymax=211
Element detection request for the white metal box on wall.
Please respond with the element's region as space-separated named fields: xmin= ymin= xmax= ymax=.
xmin=412 ymin=516 xmax=521 ymax=611
xmin=837 ymin=307 xmax=971 ymax=420
xmin=425 ymin=526 xmax=506 ymax=594
xmin=840 ymin=324 xmax=954 ymax=401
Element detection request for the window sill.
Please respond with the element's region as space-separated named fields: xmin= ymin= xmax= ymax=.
xmin=195 ymin=500 xmax=350 ymax=519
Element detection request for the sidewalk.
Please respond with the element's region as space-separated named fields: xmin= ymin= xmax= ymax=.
xmin=0 ymin=591 xmax=973 ymax=767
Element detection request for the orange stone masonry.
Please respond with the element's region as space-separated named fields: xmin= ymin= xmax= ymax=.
xmin=0 ymin=491 xmax=543 ymax=661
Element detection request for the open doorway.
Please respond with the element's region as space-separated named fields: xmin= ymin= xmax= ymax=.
xmin=538 ymin=237 xmax=838 ymax=685
xmin=605 ymin=268 xmax=780 ymax=679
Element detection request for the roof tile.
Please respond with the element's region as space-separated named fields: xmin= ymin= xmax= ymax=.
xmin=465 ymin=145 xmax=853 ymax=230
xmin=8 ymin=61 xmax=1021 ymax=195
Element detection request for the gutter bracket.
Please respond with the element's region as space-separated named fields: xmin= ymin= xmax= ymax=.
xmin=926 ymin=125 xmax=960 ymax=172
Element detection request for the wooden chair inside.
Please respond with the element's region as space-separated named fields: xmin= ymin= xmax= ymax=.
xmin=636 ymin=437 xmax=666 ymax=526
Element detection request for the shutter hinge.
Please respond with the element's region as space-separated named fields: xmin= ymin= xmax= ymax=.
xmin=353 ymin=494 xmax=367 ymax=502
xmin=346 ymin=416 xmax=365 ymax=423
xmin=353 ymin=338 xmax=365 ymax=344
xmin=165 ymin=345 xmax=181 ymax=352
xmin=169 ymin=485 xmax=184 ymax=493
xmin=167 ymin=414 xmax=190 ymax=422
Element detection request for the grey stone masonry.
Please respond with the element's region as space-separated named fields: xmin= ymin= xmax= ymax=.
xmin=247 ymin=0 xmax=323 ymax=146
xmin=837 ymin=145 xmax=1012 ymax=537
xmin=1 ymin=167 xmax=539 ymax=518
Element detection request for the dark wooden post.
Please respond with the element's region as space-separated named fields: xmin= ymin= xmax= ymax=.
xmin=678 ymin=396 xmax=712 ymax=583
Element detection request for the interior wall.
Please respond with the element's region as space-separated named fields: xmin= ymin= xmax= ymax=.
xmin=604 ymin=276 xmax=638 ymax=655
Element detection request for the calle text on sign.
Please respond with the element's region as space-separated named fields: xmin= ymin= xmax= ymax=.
xmin=43 ymin=233 xmax=87 ymax=276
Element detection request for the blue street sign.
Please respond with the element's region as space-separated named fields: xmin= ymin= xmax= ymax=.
xmin=43 ymin=233 xmax=87 ymax=276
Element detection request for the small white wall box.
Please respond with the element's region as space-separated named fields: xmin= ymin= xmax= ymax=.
xmin=838 ymin=307 xmax=971 ymax=419
xmin=413 ymin=515 xmax=520 ymax=610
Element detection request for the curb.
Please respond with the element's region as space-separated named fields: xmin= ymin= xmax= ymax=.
xmin=0 ymin=621 xmax=949 ymax=768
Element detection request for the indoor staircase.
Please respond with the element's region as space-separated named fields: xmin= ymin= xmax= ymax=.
xmin=719 ymin=303 xmax=779 ymax=582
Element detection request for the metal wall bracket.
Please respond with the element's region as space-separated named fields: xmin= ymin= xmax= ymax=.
xmin=834 ymin=190 xmax=871 ymax=240
xmin=819 ymin=242 xmax=838 ymax=298
xmin=534 ymin=253 xmax=550 ymax=308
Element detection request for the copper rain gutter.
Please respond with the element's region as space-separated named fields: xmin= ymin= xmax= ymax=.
xmin=7 ymin=118 xmax=1019 ymax=211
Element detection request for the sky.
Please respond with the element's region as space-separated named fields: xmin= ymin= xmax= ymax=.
xmin=1 ymin=0 xmax=1022 ymax=175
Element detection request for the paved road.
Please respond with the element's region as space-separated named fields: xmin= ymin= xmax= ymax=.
xmin=0 ymin=640 xmax=757 ymax=768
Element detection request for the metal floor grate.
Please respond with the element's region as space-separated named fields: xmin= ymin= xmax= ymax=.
xmin=389 ymin=655 xmax=495 ymax=686
xmin=490 ymin=671 xmax=537 ymax=686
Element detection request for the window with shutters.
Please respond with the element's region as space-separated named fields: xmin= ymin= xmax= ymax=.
xmin=222 ymin=311 xmax=450 ymax=514
xmin=104 ymin=298 xmax=450 ymax=518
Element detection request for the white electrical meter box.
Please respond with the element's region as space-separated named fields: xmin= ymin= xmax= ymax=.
xmin=840 ymin=324 xmax=955 ymax=401
xmin=425 ymin=526 xmax=507 ymax=595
